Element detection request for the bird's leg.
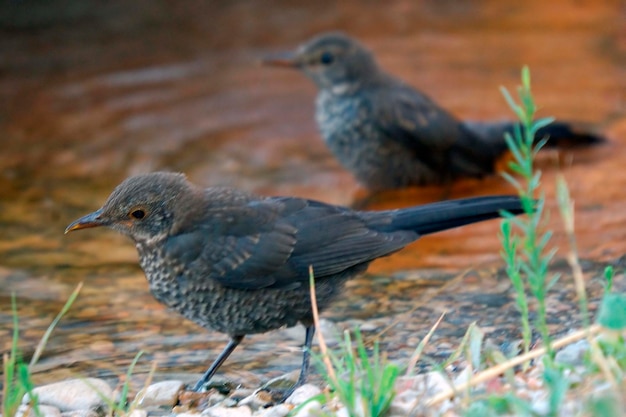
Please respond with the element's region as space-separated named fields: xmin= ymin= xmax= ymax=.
xmin=294 ymin=325 xmax=316 ymax=389
xmin=274 ymin=325 xmax=316 ymax=403
xmin=192 ymin=335 xmax=244 ymax=392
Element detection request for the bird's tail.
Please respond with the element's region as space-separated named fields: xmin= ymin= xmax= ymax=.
xmin=372 ymin=195 xmax=525 ymax=235
xmin=464 ymin=120 xmax=605 ymax=155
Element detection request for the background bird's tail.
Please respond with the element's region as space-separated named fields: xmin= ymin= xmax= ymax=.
xmin=370 ymin=195 xmax=525 ymax=235
xmin=464 ymin=120 xmax=605 ymax=155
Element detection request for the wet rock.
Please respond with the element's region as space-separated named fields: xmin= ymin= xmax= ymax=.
xmin=202 ymin=405 xmax=252 ymax=417
xmin=16 ymin=404 xmax=62 ymax=417
xmin=136 ymin=380 xmax=185 ymax=407
xmin=285 ymin=384 xmax=322 ymax=405
xmin=555 ymin=340 xmax=590 ymax=366
xmin=24 ymin=378 xmax=113 ymax=412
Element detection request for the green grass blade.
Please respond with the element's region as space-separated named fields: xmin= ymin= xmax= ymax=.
xmin=30 ymin=282 xmax=83 ymax=367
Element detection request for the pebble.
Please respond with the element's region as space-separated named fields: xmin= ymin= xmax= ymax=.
xmin=228 ymin=388 xmax=255 ymax=402
xmin=202 ymin=405 xmax=252 ymax=417
xmin=555 ymin=340 xmax=590 ymax=366
xmin=16 ymin=404 xmax=62 ymax=417
xmin=388 ymin=389 xmax=418 ymax=416
xmin=255 ymin=404 xmax=291 ymax=417
xmin=280 ymin=319 xmax=343 ymax=346
xmin=23 ymin=378 xmax=114 ymax=412
xmin=127 ymin=409 xmax=148 ymax=417
xmin=335 ymin=396 xmax=365 ymax=417
xmin=206 ymin=392 xmax=228 ymax=407
xmin=260 ymin=373 xmax=298 ymax=392
xmin=60 ymin=410 xmax=100 ymax=417
xmin=290 ymin=400 xmax=322 ymax=417
xmin=136 ymin=380 xmax=185 ymax=407
xmin=395 ymin=372 xmax=450 ymax=397
xmin=452 ymin=367 xmax=472 ymax=387
xmin=237 ymin=390 xmax=273 ymax=410
xmin=285 ymin=384 xmax=322 ymax=405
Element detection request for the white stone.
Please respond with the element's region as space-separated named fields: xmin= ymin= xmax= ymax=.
xmin=135 ymin=380 xmax=184 ymax=407
xmin=60 ymin=409 xmax=100 ymax=417
xmin=279 ymin=320 xmax=342 ymax=346
xmin=16 ymin=404 xmax=62 ymax=417
xmin=395 ymin=372 xmax=450 ymax=397
xmin=127 ymin=409 xmax=147 ymax=417
xmin=261 ymin=372 xmax=298 ymax=391
xmin=203 ymin=405 xmax=252 ymax=417
xmin=291 ymin=400 xmax=322 ymax=417
xmin=389 ymin=389 xmax=419 ymax=416
xmin=285 ymin=384 xmax=322 ymax=405
xmin=531 ymin=399 xmax=550 ymax=416
xmin=205 ymin=392 xmax=227 ymax=407
xmin=555 ymin=340 xmax=590 ymax=366
xmin=452 ymin=367 xmax=472 ymax=387
xmin=237 ymin=390 xmax=273 ymax=411
xmin=24 ymin=378 xmax=113 ymax=412
xmin=335 ymin=407 xmax=349 ymax=417
xmin=254 ymin=404 xmax=291 ymax=417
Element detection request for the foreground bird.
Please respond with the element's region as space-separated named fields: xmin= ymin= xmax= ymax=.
xmin=66 ymin=172 xmax=525 ymax=399
xmin=264 ymin=32 xmax=603 ymax=191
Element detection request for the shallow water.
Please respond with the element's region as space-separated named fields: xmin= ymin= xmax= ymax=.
xmin=0 ymin=0 xmax=625 ymax=391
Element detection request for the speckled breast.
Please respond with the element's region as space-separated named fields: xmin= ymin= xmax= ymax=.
xmin=136 ymin=242 xmax=351 ymax=336
xmin=315 ymin=92 xmax=439 ymax=190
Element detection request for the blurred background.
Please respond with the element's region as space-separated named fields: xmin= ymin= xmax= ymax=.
xmin=0 ymin=0 xmax=624 ymax=390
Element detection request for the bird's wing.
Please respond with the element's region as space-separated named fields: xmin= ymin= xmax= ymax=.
xmin=283 ymin=200 xmax=417 ymax=278
xmin=368 ymin=81 xmax=464 ymax=154
xmin=163 ymin=197 xmax=416 ymax=290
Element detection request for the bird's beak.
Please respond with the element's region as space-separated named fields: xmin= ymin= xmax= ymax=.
xmin=261 ymin=53 xmax=300 ymax=68
xmin=65 ymin=208 xmax=106 ymax=234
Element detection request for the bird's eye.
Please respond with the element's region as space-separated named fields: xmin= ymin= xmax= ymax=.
xmin=129 ymin=209 xmax=146 ymax=220
xmin=320 ymin=51 xmax=334 ymax=65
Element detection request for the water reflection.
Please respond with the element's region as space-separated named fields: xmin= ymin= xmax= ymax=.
xmin=0 ymin=0 xmax=624 ymax=390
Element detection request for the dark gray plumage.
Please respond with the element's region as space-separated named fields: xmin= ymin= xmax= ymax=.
xmin=66 ymin=172 xmax=526 ymax=399
xmin=265 ymin=32 xmax=603 ymax=191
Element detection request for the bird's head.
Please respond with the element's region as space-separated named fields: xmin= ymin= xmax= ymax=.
xmin=264 ymin=32 xmax=380 ymax=92
xmin=65 ymin=172 xmax=197 ymax=243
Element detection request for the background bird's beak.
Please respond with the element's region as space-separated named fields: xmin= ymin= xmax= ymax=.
xmin=261 ymin=53 xmax=299 ymax=68
xmin=65 ymin=209 xmax=106 ymax=234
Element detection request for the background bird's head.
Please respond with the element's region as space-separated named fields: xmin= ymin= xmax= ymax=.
xmin=65 ymin=172 xmax=196 ymax=243
xmin=264 ymin=32 xmax=380 ymax=93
